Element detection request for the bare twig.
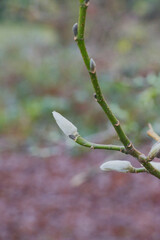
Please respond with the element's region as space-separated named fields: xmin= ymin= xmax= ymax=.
xmin=147 ymin=123 xmax=160 ymax=142
xmin=73 ymin=135 xmax=127 ymax=153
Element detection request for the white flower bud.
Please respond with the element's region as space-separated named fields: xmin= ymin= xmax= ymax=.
xmin=52 ymin=111 xmax=78 ymax=136
xmin=148 ymin=142 xmax=160 ymax=159
xmin=150 ymin=161 xmax=160 ymax=171
xmin=100 ymin=160 xmax=134 ymax=173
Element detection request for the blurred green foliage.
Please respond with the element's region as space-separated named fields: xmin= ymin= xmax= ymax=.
xmin=1 ymin=0 xmax=160 ymax=145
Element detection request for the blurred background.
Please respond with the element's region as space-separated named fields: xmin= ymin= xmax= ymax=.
xmin=1 ymin=0 xmax=160 ymax=239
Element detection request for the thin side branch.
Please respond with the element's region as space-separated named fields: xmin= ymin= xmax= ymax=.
xmin=72 ymin=135 xmax=127 ymax=153
xmin=147 ymin=123 xmax=160 ymax=142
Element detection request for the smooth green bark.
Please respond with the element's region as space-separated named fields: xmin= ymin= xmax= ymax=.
xmin=75 ymin=135 xmax=127 ymax=153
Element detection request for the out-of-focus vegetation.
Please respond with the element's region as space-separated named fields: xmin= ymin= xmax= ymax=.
xmin=1 ymin=0 xmax=160 ymax=147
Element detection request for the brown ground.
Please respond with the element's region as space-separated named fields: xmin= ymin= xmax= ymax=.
xmin=0 ymin=141 xmax=160 ymax=240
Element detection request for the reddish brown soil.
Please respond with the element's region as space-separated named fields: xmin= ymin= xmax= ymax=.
xmin=0 ymin=145 xmax=160 ymax=240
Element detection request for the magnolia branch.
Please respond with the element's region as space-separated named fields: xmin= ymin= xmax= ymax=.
xmin=72 ymin=0 xmax=160 ymax=179
xmin=52 ymin=1 xmax=160 ymax=179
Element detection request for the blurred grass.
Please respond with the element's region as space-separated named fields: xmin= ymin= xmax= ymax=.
xmin=1 ymin=1 xmax=160 ymax=147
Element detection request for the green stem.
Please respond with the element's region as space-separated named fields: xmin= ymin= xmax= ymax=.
xmin=89 ymin=72 xmax=131 ymax=148
xmin=131 ymin=167 xmax=147 ymax=173
xmin=78 ymin=2 xmax=88 ymax=40
xmin=75 ymin=135 xmax=127 ymax=153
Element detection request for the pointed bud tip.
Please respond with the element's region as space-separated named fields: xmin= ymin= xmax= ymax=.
xmin=52 ymin=111 xmax=78 ymax=136
xmin=90 ymin=58 xmax=96 ymax=73
xmin=52 ymin=111 xmax=57 ymax=117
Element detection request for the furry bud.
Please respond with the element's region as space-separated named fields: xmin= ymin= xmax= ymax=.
xmin=148 ymin=142 xmax=160 ymax=160
xmin=72 ymin=23 xmax=78 ymax=40
xmin=90 ymin=58 xmax=96 ymax=73
xmin=100 ymin=160 xmax=134 ymax=173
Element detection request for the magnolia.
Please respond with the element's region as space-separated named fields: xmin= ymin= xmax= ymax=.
xmin=148 ymin=142 xmax=160 ymax=159
xmin=151 ymin=161 xmax=160 ymax=171
xmin=52 ymin=111 xmax=78 ymax=136
xmin=100 ymin=160 xmax=134 ymax=173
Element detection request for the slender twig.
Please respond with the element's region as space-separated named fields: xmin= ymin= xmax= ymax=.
xmin=147 ymin=123 xmax=160 ymax=142
xmin=72 ymin=0 xmax=160 ymax=179
xmin=72 ymin=135 xmax=127 ymax=153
